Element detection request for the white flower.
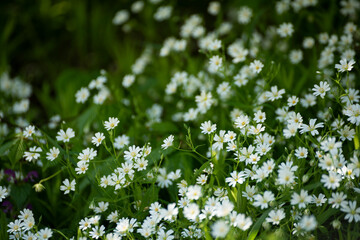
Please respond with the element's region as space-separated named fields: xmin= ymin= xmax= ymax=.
xmin=238 ymin=6 xmax=252 ymax=24
xmin=89 ymin=75 xmax=107 ymax=89
xmin=75 ymin=87 xmax=90 ymax=103
xmin=211 ymin=220 xmax=230 ymax=238
xmin=287 ymin=96 xmax=299 ymax=107
xmin=114 ymin=134 xmax=129 ymax=149
xmin=265 ymin=86 xmax=285 ymax=101
xmin=23 ymin=125 xmax=35 ymax=138
xmin=131 ymin=1 xmax=144 ymax=13
xmin=149 ymin=202 xmax=162 ymax=217
xmin=235 ymin=213 xmax=252 ymax=230
xmin=299 ymin=215 xmax=317 ymax=231
xmin=122 ymin=75 xmax=135 ymax=88
xmin=94 ymin=202 xmax=109 ymax=214
xmin=234 ymin=115 xmax=249 ymax=129
xmin=79 ymin=217 xmax=92 ymax=230
xmin=60 ymin=179 xmax=76 ymax=194
xmin=89 ymin=225 xmax=105 ymax=239
xmin=277 ymin=168 xmax=296 ymax=185
xmin=299 ymin=118 xmax=324 ymax=136
xmin=161 ymin=135 xmax=174 ymax=150
xmin=300 ymin=93 xmax=317 ymax=108
xmin=196 ymin=174 xmax=208 ymax=185
xmin=46 ymin=147 xmax=60 ymax=161
xmin=289 ymin=49 xmax=303 ymax=64
xmin=335 ymin=59 xmax=355 ymax=72
xmin=295 ymin=147 xmax=308 ymax=159
xmin=36 ymin=227 xmax=53 ymax=239
xmin=156 ymin=168 xmax=172 ymax=188
xmin=248 ymin=124 xmax=265 ymax=135
xmin=157 ymin=229 xmax=174 ymax=240
xmin=329 ymin=192 xmax=347 ymax=209
xmin=56 ymin=128 xmax=75 ymax=142
xmin=224 ymin=131 xmax=236 ymax=142
xmin=113 ymin=10 xmax=129 ymax=25
xmin=311 ymin=193 xmax=327 ymax=206
xmin=249 ymin=60 xmax=264 ymax=74
xmin=78 ymin=147 xmax=97 ymax=162
xmin=253 ymin=191 xmax=275 ymax=209
xmin=208 ymin=1 xmax=220 ymax=15
xmin=134 ymin=158 xmax=148 ymax=171
xmin=338 ymin=126 xmax=355 ymax=141
xmin=124 ymin=145 xmax=141 ymax=161
xmin=225 ymin=171 xmax=246 ymax=187
xmin=303 ymin=37 xmax=315 ymax=48
xmin=340 ymin=201 xmax=360 ymax=222
xmin=209 ymin=39 xmax=222 ymax=51
xmin=0 ymin=186 xmax=9 ymax=202
xmin=107 ymin=210 xmax=119 ymax=223
xmin=277 ymin=22 xmax=294 ymax=37
xmin=183 ymin=203 xmax=200 ymax=221
xmin=23 ymin=146 xmax=42 ymax=162
xmin=92 ymin=132 xmax=105 ymax=147
xmin=186 ymin=185 xmax=202 ymax=200
xmin=160 ymin=203 xmax=178 ymax=222
xmin=291 ymin=190 xmax=312 ymax=209
xmin=7 ymin=219 xmax=21 ymax=233
xmin=312 ymin=81 xmax=330 ymax=98
xmin=154 ymin=6 xmax=172 ymax=21
xmin=266 ymin=209 xmax=285 ymax=225
xmin=75 ymin=160 xmax=89 ymax=174
xmin=344 ymin=104 xmax=360 ymax=126
xmin=321 ymin=172 xmax=341 ymax=189
xmin=213 ymin=130 xmax=226 ymax=150
xmin=195 ymin=91 xmax=214 ymax=113
xmin=209 ymin=55 xmax=223 ymax=72
xmin=254 ymin=110 xmax=266 ymax=123
xmin=104 ymin=117 xmax=119 ymax=131
xmin=183 ymin=108 xmax=198 ymax=122
xmin=215 ymin=199 xmax=234 ymax=217
xmin=200 ymin=120 xmax=217 ymax=134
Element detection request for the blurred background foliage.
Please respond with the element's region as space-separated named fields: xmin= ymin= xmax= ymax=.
xmin=0 ymin=0 xmax=346 ymax=123
xmin=0 ymin=0 xmax=344 ymax=82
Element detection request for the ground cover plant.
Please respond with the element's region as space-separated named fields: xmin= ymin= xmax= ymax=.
xmin=0 ymin=0 xmax=360 ymax=239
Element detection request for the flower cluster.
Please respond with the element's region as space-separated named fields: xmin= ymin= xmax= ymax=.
xmin=1 ymin=0 xmax=360 ymax=239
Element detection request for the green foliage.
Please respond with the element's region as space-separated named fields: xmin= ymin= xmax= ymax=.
xmin=0 ymin=0 xmax=359 ymax=239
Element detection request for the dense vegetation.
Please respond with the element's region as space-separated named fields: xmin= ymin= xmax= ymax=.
xmin=1 ymin=0 xmax=360 ymax=239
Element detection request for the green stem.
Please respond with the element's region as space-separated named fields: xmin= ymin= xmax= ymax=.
xmin=354 ymin=127 xmax=359 ymax=150
xmin=39 ymin=168 xmax=64 ymax=184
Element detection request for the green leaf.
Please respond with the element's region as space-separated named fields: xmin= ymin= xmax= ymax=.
xmin=74 ymin=105 xmax=99 ymax=136
xmin=318 ymin=225 xmax=329 ymax=235
xmin=304 ymin=182 xmax=322 ymax=191
xmin=0 ymin=139 xmax=17 ymax=156
xmin=9 ymin=138 xmax=25 ymax=167
xmin=317 ymin=208 xmax=339 ymax=225
xmin=247 ymin=208 xmax=272 ymax=240
xmin=194 ymin=161 xmax=210 ymax=177
xmin=141 ymin=184 xmax=159 ymax=210
xmin=10 ymin=184 xmax=31 ymax=208
xmin=0 ymin=211 xmax=8 ymax=240
xmin=54 ymin=69 xmax=94 ymax=118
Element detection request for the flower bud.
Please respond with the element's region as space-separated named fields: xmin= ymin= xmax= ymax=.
xmin=309 ymin=159 xmax=315 ymax=166
xmin=304 ymin=209 xmax=310 ymax=215
xmin=262 ymin=221 xmax=271 ymax=230
xmin=302 ymin=174 xmax=309 ymax=183
xmin=331 ymin=220 xmax=341 ymax=229
xmin=33 ymin=183 xmax=45 ymax=192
